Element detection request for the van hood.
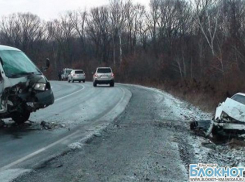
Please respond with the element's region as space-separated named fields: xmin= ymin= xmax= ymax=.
xmin=5 ymin=74 xmax=47 ymax=89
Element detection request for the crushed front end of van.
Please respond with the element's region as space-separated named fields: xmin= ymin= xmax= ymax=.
xmin=0 ymin=45 xmax=54 ymax=124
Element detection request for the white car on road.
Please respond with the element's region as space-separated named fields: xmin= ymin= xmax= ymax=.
xmin=68 ymin=69 xmax=86 ymax=83
xmin=93 ymin=67 xmax=114 ymax=87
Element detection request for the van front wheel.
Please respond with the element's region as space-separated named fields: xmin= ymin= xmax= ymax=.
xmin=11 ymin=111 xmax=30 ymax=124
xmin=110 ymin=81 xmax=114 ymax=87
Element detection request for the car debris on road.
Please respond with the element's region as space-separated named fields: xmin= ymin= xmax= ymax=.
xmin=40 ymin=121 xmax=67 ymax=130
xmin=190 ymin=120 xmax=213 ymax=137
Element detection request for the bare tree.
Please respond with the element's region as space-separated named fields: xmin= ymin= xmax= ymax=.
xmin=124 ymin=3 xmax=146 ymax=54
xmin=87 ymin=7 xmax=111 ymax=63
xmin=109 ymin=0 xmax=127 ymax=65
xmin=194 ymin=0 xmax=220 ymax=56
xmin=46 ymin=13 xmax=76 ymax=68
xmin=0 ymin=13 xmax=45 ymax=53
xmin=68 ymin=10 xmax=88 ymax=53
xmin=147 ymin=0 xmax=161 ymax=56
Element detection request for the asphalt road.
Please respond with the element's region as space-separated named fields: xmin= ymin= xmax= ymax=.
xmin=0 ymin=81 xmax=240 ymax=182
xmin=0 ymin=81 xmax=132 ymax=182
xmin=12 ymin=83 xmax=194 ymax=182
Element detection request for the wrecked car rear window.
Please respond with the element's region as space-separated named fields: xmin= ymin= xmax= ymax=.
xmin=231 ymin=94 xmax=245 ymax=105
xmin=0 ymin=50 xmax=40 ymax=78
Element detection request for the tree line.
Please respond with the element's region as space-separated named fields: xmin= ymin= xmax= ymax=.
xmin=0 ymin=0 xmax=245 ymax=101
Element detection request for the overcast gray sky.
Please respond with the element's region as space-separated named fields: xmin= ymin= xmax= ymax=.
xmin=0 ymin=0 xmax=150 ymax=20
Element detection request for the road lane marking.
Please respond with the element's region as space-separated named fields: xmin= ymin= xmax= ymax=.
xmin=55 ymin=85 xmax=85 ymax=102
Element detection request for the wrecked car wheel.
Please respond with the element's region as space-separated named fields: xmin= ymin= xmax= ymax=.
xmin=212 ymin=126 xmax=219 ymax=136
xmin=211 ymin=125 xmax=227 ymax=139
xmin=11 ymin=111 xmax=30 ymax=124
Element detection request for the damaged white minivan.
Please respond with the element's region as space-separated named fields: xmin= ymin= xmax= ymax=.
xmin=213 ymin=93 xmax=245 ymax=135
xmin=0 ymin=45 xmax=54 ymax=124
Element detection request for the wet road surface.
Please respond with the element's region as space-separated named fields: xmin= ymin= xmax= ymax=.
xmin=0 ymin=81 xmax=131 ymax=181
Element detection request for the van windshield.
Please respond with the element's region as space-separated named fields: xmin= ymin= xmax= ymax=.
xmin=0 ymin=50 xmax=41 ymax=78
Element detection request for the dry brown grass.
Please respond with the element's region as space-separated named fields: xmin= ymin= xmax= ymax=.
xmin=120 ymin=79 xmax=222 ymax=113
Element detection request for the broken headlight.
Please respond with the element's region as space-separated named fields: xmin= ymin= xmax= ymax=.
xmin=221 ymin=112 xmax=229 ymax=119
xmin=34 ymin=83 xmax=46 ymax=91
xmin=220 ymin=112 xmax=234 ymax=123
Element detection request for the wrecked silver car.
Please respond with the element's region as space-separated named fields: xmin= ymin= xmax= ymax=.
xmin=0 ymin=45 xmax=54 ymax=124
xmin=213 ymin=93 xmax=245 ymax=135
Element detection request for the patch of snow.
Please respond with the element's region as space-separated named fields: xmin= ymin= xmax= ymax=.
xmin=129 ymin=84 xmax=212 ymax=121
xmin=68 ymin=142 xmax=83 ymax=150
xmin=93 ymin=132 xmax=102 ymax=137
xmin=159 ymin=91 xmax=212 ymax=121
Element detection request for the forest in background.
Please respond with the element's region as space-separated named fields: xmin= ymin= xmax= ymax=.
xmin=0 ymin=0 xmax=245 ymax=110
